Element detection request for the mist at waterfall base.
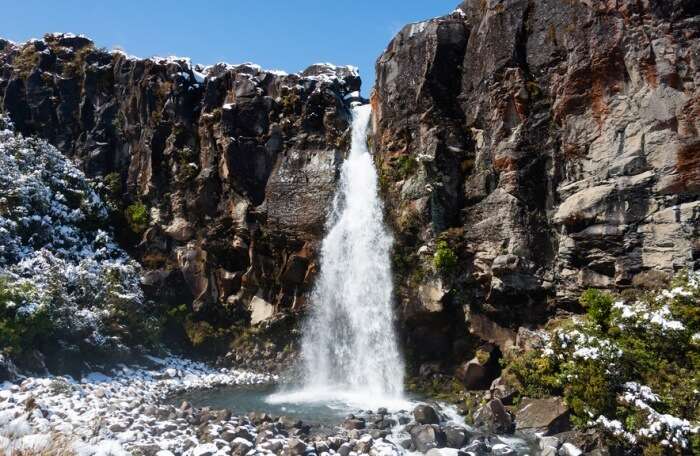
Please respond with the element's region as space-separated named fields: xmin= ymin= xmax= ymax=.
xmin=267 ymin=104 xmax=408 ymax=412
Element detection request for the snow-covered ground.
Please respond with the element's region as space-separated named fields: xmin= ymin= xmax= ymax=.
xmin=0 ymin=356 xmax=276 ymax=455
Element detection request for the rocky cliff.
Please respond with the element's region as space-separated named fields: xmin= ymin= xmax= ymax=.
xmin=372 ymin=0 xmax=699 ymax=370
xmin=1 ymin=0 xmax=699 ymax=379
xmin=0 ymin=34 xmax=360 ymax=365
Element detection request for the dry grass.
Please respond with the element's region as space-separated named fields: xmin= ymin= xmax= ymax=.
xmin=12 ymin=44 xmax=39 ymax=78
xmin=0 ymin=433 xmax=75 ymax=456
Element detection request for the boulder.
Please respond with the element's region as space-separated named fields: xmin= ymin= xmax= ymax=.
xmin=249 ymin=295 xmax=275 ymax=325
xmin=356 ymin=435 xmax=373 ymax=453
xmin=413 ymin=404 xmax=440 ymax=424
xmin=231 ymin=438 xmax=254 ymax=456
xmin=468 ymin=313 xmax=517 ymax=353
xmin=539 ymin=436 xmax=561 ymax=456
xmin=278 ymin=416 xmax=303 ymax=429
xmin=462 ymin=439 xmax=490 ymax=456
xmin=343 ymin=417 xmax=366 ymax=430
xmin=443 ymin=426 xmax=469 ymax=448
xmin=515 ymin=397 xmax=570 ymax=435
xmin=553 ymin=429 xmax=607 ymax=454
xmin=192 ymin=443 xmax=218 ymax=456
xmin=232 ymin=427 xmax=255 ymax=442
xmin=410 ymin=424 xmax=446 ymax=453
xmin=455 ymin=348 xmax=498 ymax=391
xmin=337 ymin=442 xmax=353 ymax=456
xmin=559 ymin=442 xmax=583 ymax=456
xmin=489 ymin=377 xmax=517 ymax=405
xmin=284 ymin=438 xmax=307 ymax=456
xmin=473 ymin=399 xmax=514 ymax=434
xmin=164 ymin=217 xmax=195 ymax=241
xmin=221 ymin=430 xmax=237 ymax=442
xmin=108 ymin=422 xmax=127 ymax=433
xmin=314 ymin=441 xmax=329 ymax=453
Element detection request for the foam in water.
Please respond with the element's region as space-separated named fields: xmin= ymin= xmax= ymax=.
xmin=268 ymin=104 xmax=406 ymax=410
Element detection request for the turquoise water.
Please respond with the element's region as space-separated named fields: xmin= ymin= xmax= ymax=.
xmin=169 ymin=384 xmax=367 ymax=426
xmin=168 ymin=383 xmax=419 ymax=428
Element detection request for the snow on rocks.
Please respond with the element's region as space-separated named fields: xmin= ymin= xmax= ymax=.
xmin=0 ymin=356 xmax=275 ymax=455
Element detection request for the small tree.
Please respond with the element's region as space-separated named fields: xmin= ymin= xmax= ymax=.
xmin=580 ymin=288 xmax=614 ymax=330
xmin=125 ymin=202 xmax=149 ymax=233
xmin=433 ymin=240 xmax=458 ymax=274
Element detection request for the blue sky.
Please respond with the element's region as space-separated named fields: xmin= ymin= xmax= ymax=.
xmin=1 ymin=0 xmax=459 ymax=94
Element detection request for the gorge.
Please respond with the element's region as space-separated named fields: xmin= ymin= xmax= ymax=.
xmin=0 ymin=0 xmax=699 ymax=455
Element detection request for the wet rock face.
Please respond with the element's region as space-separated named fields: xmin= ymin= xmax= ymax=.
xmin=0 ymin=34 xmax=356 ymax=330
xmin=373 ymin=1 xmax=700 ymax=342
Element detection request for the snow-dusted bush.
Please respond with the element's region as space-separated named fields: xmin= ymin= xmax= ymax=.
xmin=0 ymin=117 xmax=159 ymax=363
xmin=503 ymin=270 xmax=700 ymax=453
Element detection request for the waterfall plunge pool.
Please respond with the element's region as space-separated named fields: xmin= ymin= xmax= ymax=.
xmin=167 ymin=383 xmax=423 ymax=429
xmin=166 ymin=384 xmax=537 ymax=455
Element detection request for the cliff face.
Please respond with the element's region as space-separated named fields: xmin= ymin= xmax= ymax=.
xmin=373 ymin=0 xmax=699 ymax=365
xmin=0 ymin=34 xmax=358 ymax=349
xmin=1 ymin=1 xmax=699 ymax=376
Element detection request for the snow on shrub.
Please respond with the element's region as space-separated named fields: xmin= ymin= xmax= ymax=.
xmin=503 ymin=270 xmax=700 ymax=452
xmin=0 ymin=117 xmax=158 ymax=360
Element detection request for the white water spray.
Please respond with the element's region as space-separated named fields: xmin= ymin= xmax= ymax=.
xmin=268 ymin=104 xmax=405 ymax=408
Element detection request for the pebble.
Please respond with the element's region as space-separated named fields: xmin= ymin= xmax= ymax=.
xmin=0 ymin=356 xmax=275 ymax=455
xmin=0 ymin=356 xmax=549 ymax=456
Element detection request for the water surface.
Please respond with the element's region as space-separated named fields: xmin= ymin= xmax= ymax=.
xmin=169 ymin=383 xmax=420 ymax=428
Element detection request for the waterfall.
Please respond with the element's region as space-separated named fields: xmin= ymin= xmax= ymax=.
xmin=269 ymin=104 xmax=405 ymax=407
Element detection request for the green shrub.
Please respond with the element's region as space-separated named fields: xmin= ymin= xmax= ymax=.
xmin=0 ymin=277 xmax=52 ymax=355
xmin=560 ymin=359 xmax=618 ymax=424
xmin=393 ymin=155 xmax=418 ymax=180
xmin=502 ymin=349 xmax=560 ymax=398
xmin=580 ymin=288 xmax=614 ymax=329
xmin=434 ymin=240 xmax=458 ymax=273
xmin=475 ymin=349 xmax=491 ymax=365
xmin=103 ymin=172 xmax=122 ymax=202
xmin=185 ymin=317 xmax=238 ymax=354
xmin=125 ymin=202 xmax=149 ymax=233
xmin=184 ymin=319 xmax=215 ymax=347
xmin=501 ymin=271 xmax=700 ymax=452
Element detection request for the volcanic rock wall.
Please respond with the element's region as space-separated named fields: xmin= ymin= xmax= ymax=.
xmin=372 ymin=0 xmax=700 ymax=367
xmin=0 ymin=34 xmax=358 ymax=342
